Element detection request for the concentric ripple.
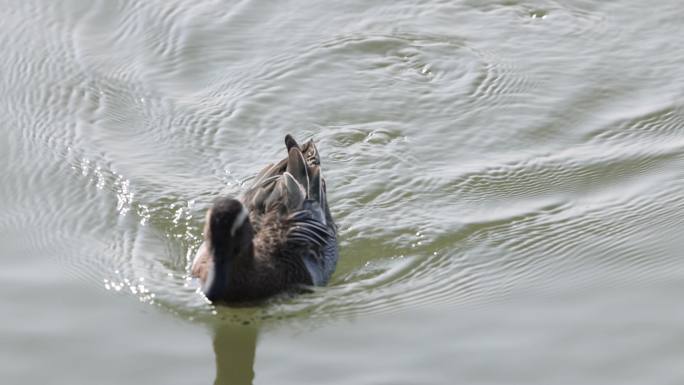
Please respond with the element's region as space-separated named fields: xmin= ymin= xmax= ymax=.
xmin=1 ymin=0 xmax=684 ymax=329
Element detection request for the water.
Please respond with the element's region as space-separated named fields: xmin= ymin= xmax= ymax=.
xmin=2 ymin=0 xmax=684 ymax=384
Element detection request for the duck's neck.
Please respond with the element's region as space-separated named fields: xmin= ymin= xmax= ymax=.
xmin=206 ymin=240 xmax=255 ymax=302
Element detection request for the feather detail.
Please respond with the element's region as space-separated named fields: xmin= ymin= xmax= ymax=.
xmin=193 ymin=134 xmax=338 ymax=304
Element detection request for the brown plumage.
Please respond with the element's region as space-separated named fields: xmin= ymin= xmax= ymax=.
xmin=191 ymin=135 xmax=338 ymax=304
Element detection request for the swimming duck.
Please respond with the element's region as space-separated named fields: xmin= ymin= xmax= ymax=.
xmin=191 ymin=134 xmax=338 ymax=304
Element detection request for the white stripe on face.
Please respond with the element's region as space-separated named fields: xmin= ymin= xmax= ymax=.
xmin=230 ymin=204 xmax=248 ymax=237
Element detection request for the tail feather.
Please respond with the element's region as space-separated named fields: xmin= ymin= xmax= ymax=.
xmin=285 ymin=134 xmax=300 ymax=152
xmin=246 ymin=134 xmax=327 ymax=215
xmin=286 ymin=147 xmax=309 ymax=197
xmin=308 ymin=165 xmax=324 ymax=210
xmin=282 ymin=172 xmax=305 ymax=211
xmin=301 ymin=139 xmax=320 ymax=165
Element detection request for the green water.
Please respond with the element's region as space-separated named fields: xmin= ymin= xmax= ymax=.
xmin=2 ymin=1 xmax=684 ymax=384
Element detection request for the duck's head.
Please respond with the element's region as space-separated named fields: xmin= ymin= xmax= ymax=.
xmin=202 ymin=197 xmax=254 ymax=301
xmin=208 ymin=197 xmax=252 ymax=256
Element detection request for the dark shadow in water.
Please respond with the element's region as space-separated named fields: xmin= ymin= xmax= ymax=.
xmin=212 ymin=324 xmax=259 ymax=385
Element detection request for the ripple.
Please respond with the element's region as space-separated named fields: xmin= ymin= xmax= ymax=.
xmin=469 ymin=0 xmax=608 ymax=37
xmin=2 ymin=0 xmax=684 ymax=332
xmin=254 ymin=173 xmax=684 ymax=321
xmin=319 ymin=32 xmax=485 ymax=95
xmin=440 ymin=147 xmax=679 ymax=204
xmin=585 ymin=105 xmax=684 ymax=149
xmin=321 ymin=33 xmax=451 ymax=84
xmin=467 ymin=48 xmax=538 ymax=107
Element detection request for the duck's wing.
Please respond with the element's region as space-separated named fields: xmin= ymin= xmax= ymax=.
xmin=287 ymin=136 xmax=338 ymax=284
xmin=245 ymin=135 xmax=337 ymax=285
xmin=243 ymin=135 xmax=324 ymax=216
xmin=244 ymin=134 xmax=334 ymax=244
xmin=243 ymin=157 xmax=286 ymax=215
xmin=282 ymin=137 xmax=335 ymax=252
xmin=300 ymin=138 xmax=320 ymax=166
xmin=264 ymin=144 xmax=313 ymax=213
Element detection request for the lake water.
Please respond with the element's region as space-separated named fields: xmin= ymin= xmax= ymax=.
xmin=2 ymin=1 xmax=684 ymax=384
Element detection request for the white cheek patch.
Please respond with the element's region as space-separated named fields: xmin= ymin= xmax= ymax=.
xmin=230 ymin=205 xmax=248 ymax=237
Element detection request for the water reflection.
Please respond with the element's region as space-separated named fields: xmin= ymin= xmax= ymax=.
xmin=212 ymin=324 xmax=259 ymax=385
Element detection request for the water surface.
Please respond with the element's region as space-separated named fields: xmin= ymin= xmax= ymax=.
xmin=2 ymin=1 xmax=684 ymax=384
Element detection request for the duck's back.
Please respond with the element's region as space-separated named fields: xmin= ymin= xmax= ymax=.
xmin=242 ymin=136 xmax=338 ymax=287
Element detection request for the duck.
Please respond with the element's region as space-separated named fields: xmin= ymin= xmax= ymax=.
xmin=191 ymin=134 xmax=338 ymax=304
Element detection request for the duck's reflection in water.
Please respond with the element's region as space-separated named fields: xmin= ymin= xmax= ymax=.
xmin=212 ymin=324 xmax=259 ymax=385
